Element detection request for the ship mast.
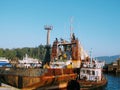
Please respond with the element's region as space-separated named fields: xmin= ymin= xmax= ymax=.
xmin=43 ymin=25 xmax=53 ymax=65
xmin=70 ymin=17 xmax=73 ymax=41
xmin=44 ymin=25 xmax=53 ymax=45
xmin=90 ymin=48 xmax=93 ymax=67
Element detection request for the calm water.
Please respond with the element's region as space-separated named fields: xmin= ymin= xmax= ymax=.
xmin=103 ymin=73 xmax=120 ymax=90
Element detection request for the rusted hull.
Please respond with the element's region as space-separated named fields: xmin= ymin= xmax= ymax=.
xmin=37 ymin=79 xmax=107 ymax=90
xmin=0 ymin=68 xmax=77 ymax=89
xmin=0 ymin=68 xmax=107 ymax=90
xmin=78 ymin=78 xmax=107 ymax=90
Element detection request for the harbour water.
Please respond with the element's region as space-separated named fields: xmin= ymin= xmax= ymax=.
xmin=103 ymin=73 xmax=120 ymax=90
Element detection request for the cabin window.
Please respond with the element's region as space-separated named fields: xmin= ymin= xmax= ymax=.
xmin=81 ymin=70 xmax=85 ymax=74
xmin=87 ymin=70 xmax=90 ymax=74
xmin=92 ymin=71 xmax=95 ymax=75
xmin=81 ymin=70 xmax=86 ymax=74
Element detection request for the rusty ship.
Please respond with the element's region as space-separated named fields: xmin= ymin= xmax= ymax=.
xmin=0 ymin=25 xmax=107 ymax=90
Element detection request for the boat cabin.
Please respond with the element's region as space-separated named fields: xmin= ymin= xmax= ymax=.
xmin=79 ymin=59 xmax=105 ymax=81
xmin=80 ymin=68 xmax=102 ymax=81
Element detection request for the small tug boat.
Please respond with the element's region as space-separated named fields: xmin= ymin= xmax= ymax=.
xmin=78 ymin=58 xmax=107 ymax=89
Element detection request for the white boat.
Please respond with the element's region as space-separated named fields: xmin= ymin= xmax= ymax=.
xmin=0 ymin=57 xmax=11 ymax=67
xmin=18 ymin=54 xmax=42 ymax=68
xmin=80 ymin=60 xmax=104 ymax=81
xmin=77 ymin=58 xmax=107 ymax=89
xmin=0 ymin=57 xmax=9 ymax=63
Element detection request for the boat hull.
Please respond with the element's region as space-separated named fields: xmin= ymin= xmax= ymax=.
xmin=78 ymin=78 xmax=107 ymax=90
xmin=37 ymin=78 xmax=107 ymax=90
xmin=0 ymin=68 xmax=77 ymax=89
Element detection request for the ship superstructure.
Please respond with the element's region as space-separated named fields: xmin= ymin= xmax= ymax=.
xmin=51 ymin=34 xmax=81 ymax=68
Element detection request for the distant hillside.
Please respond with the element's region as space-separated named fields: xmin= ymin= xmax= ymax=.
xmin=95 ymin=55 xmax=120 ymax=64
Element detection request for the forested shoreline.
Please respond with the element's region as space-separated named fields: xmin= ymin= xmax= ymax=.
xmin=0 ymin=45 xmax=47 ymax=61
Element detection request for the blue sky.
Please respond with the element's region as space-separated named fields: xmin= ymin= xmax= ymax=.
xmin=0 ymin=0 xmax=120 ymax=57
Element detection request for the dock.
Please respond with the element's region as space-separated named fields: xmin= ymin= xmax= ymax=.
xmin=0 ymin=83 xmax=20 ymax=90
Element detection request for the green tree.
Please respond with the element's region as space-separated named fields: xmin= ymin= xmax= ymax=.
xmin=0 ymin=48 xmax=4 ymax=57
xmin=0 ymin=44 xmax=50 ymax=62
xmin=15 ymin=48 xmax=24 ymax=60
